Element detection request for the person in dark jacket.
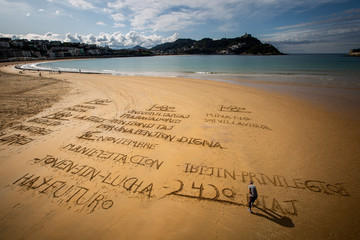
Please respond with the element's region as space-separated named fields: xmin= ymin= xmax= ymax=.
xmin=248 ymin=181 xmax=258 ymax=213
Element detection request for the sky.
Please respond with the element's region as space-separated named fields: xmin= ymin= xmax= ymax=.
xmin=0 ymin=0 xmax=359 ymax=53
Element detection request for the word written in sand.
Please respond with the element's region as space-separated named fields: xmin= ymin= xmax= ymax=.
xmin=11 ymin=124 xmax=52 ymax=135
xmin=74 ymin=116 xmax=176 ymax=131
xmin=0 ymin=134 xmax=34 ymax=146
xmin=96 ymin=124 xmax=226 ymax=149
xmin=67 ymin=104 xmax=97 ymax=113
xmin=62 ymin=143 xmax=126 ymax=162
xmin=148 ymin=104 xmax=176 ymax=112
xmin=206 ymin=113 xmax=251 ymax=121
xmin=42 ymin=98 xmax=111 ymax=122
xmin=204 ymin=113 xmax=272 ymax=131
xmin=85 ymin=99 xmax=112 ymax=105
xmin=33 ymin=155 xmax=154 ymax=198
xmin=97 ymin=123 xmax=175 ymax=141
xmin=241 ymin=171 xmax=350 ymax=197
xmin=177 ymin=136 xmax=226 ymax=149
xmin=219 ymin=105 xmax=252 ymax=113
xmin=165 ymin=180 xmax=298 ymax=216
xmin=183 ymin=163 xmax=350 ymax=197
xmin=128 ymin=109 xmax=190 ymax=119
xmin=40 ymin=98 xmax=110 ymax=121
xmin=254 ymin=195 xmax=299 ymax=216
xmin=73 ymin=115 xmax=107 ymax=123
xmin=13 ymin=173 xmax=113 ymax=213
xmin=103 ymin=119 xmax=156 ymax=129
xmin=44 ymin=111 xmax=73 ymax=121
xmin=184 ymin=163 xmax=237 ymax=180
xmin=108 ymin=119 xmax=175 ymax=131
xmin=120 ymin=109 xmax=190 ymax=124
xmin=78 ymin=131 xmax=158 ymax=150
xmin=28 ymin=117 xmax=62 ymax=126
xmin=74 ymin=104 xmax=96 ymax=110
xmin=67 ymin=107 xmax=87 ymax=112
xmin=62 ymin=143 xmax=164 ymax=170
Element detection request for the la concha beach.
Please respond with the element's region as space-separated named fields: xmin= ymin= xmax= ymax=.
xmin=0 ymin=61 xmax=359 ymax=239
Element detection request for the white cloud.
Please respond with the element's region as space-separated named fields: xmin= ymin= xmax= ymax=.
xmin=1 ymin=0 xmax=347 ymax=36
xmin=105 ymin=0 xmax=237 ymax=31
xmin=68 ymin=0 xmax=95 ymax=10
xmin=0 ymin=31 xmax=178 ymax=49
xmin=275 ymin=8 xmax=360 ymax=31
xmin=55 ymin=10 xmax=60 ymax=15
xmin=96 ymin=21 xmax=106 ymax=26
xmin=129 ymin=8 xmax=162 ymax=30
xmin=44 ymin=32 xmax=60 ymax=38
xmin=110 ymin=12 xmax=127 ymax=28
xmin=261 ymin=7 xmax=360 ymax=52
xmin=25 ymin=13 xmax=30 ymax=17
xmin=0 ymin=32 xmax=62 ymax=41
xmin=64 ymin=31 xmax=179 ymax=48
xmin=263 ymin=8 xmax=360 ymax=42
xmin=0 ymin=0 xmax=31 ymax=14
xmin=113 ymin=23 xmax=126 ymax=28
xmin=107 ymin=1 xmax=125 ymax=10
xmin=111 ymin=12 xmax=125 ymax=22
xmin=103 ymin=0 xmax=347 ymax=32
xmin=65 ymin=32 xmax=84 ymax=42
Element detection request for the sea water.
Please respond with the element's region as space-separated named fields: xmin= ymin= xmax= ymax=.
xmin=27 ymin=54 xmax=360 ymax=88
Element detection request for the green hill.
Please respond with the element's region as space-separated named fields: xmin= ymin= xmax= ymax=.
xmin=151 ymin=34 xmax=283 ymax=55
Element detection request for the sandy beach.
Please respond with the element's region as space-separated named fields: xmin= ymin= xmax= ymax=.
xmin=0 ymin=63 xmax=359 ymax=239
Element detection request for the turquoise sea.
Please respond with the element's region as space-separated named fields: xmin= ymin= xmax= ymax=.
xmin=26 ymin=54 xmax=360 ymax=88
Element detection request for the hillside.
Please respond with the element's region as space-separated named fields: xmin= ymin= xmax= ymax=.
xmin=151 ymin=34 xmax=283 ymax=55
xmin=0 ymin=37 xmax=153 ymax=61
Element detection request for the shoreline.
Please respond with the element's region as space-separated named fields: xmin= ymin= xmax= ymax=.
xmin=0 ymin=63 xmax=359 ymax=239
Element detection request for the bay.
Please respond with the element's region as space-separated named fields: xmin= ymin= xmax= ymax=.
xmin=28 ymin=54 xmax=360 ymax=88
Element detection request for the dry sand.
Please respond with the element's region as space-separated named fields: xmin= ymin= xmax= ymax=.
xmin=0 ymin=64 xmax=69 ymax=130
xmin=0 ymin=63 xmax=359 ymax=239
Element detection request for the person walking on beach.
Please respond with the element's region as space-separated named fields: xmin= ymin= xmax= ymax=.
xmin=248 ymin=181 xmax=257 ymax=213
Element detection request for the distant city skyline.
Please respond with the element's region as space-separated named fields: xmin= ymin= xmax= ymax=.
xmin=0 ymin=0 xmax=359 ymax=53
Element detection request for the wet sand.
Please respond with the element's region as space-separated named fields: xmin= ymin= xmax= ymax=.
xmin=238 ymin=81 xmax=360 ymax=121
xmin=0 ymin=64 xmax=359 ymax=239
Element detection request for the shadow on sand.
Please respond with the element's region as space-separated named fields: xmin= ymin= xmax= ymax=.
xmin=252 ymin=206 xmax=294 ymax=228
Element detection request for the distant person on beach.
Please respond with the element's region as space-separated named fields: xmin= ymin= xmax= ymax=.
xmin=248 ymin=181 xmax=257 ymax=213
